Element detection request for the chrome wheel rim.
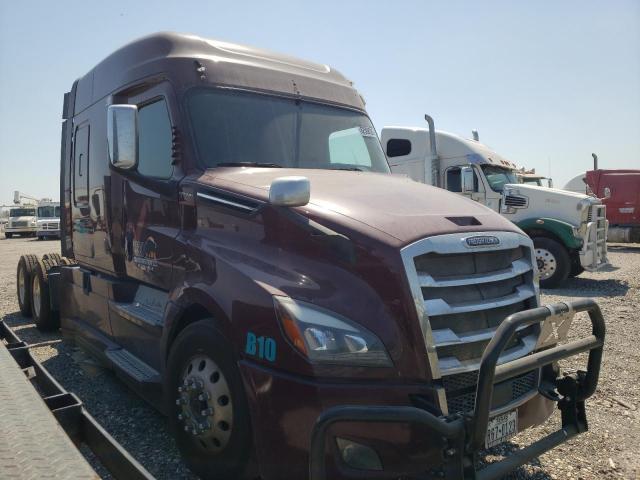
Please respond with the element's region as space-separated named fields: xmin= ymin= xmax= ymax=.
xmin=176 ymin=355 xmax=233 ymax=452
xmin=18 ymin=267 xmax=26 ymax=305
xmin=535 ymin=248 xmax=557 ymax=280
xmin=32 ymin=275 xmax=40 ymax=317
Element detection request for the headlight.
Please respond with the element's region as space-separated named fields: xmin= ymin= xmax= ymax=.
xmin=274 ymin=296 xmax=392 ymax=367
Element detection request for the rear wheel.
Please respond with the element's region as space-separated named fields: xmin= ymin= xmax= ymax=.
xmin=533 ymin=237 xmax=570 ymax=289
xmin=167 ymin=320 xmax=252 ymax=480
xmin=16 ymin=254 xmax=38 ymax=316
xmin=31 ymin=259 xmax=59 ymax=331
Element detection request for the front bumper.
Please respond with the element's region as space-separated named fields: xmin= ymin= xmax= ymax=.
xmin=37 ymin=229 xmax=61 ymax=238
xmin=5 ymin=226 xmax=37 ymax=233
xmin=309 ymin=299 xmax=605 ymax=480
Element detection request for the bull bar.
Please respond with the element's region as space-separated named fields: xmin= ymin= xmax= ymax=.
xmin=309 ymin=298 xmax=605 ymax=480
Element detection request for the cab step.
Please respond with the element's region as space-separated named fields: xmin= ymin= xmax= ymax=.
xmin=105 ymin=348 xmax=161 ymax=384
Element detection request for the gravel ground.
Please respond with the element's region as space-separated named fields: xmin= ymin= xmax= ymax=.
xmin=0 ymin=235 xmax=638 ymax=480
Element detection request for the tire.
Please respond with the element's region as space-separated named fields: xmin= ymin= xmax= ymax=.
xmin=16 ymin=254 xmax=39 ymax=316
xmin=31 ymin=258 xmax=60 ymax=331
xmin=42 ymin=252 xmax=62 ymax=264
xmin=5 ymin=232 xmax=12 ymax=238
xmin=166 ymin=320 xmax=252 ymax=480
xmin=569 ymin=255 xmax=585 ymax=278
xmin=533 ymin=237 xmax=570 ymax=289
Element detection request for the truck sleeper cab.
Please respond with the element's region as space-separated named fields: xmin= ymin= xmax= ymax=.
xmin=43 ymin=33 xmax=603 ymax=479
xmin=381 ymin=124 xmax=609 ymax=288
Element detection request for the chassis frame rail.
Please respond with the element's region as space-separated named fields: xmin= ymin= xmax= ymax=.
xmin=309 ymin=299 xmax=605 ymax=480
xmin=0 ymin=320 xmax=154 ymax=480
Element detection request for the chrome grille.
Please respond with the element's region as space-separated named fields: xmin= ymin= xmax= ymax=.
xmin=504 ymin=194 xmax=527 ymax=207
xmin=12 ymin=221 xmax=28 ymax=227
xmin=401 ymin=231 xmax=540 ymax=414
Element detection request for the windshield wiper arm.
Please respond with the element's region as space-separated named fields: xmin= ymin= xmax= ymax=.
xmin=217 ymin=162 xmax=283 ymax=168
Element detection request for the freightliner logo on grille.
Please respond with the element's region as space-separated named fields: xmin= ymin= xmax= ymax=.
xmin=465 ymin=236 xmax=500 ymax=247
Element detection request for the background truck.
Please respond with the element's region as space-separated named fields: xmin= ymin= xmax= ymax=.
xmin=36 ymin=200 xmax=61 ymax=240
xmin=562 ymin=154 xmax=640 ymax=243
xmin=516 ymin=169 xmax=553 ymax=188
xmin=585 ymin=169 xmax=640 ymax=243
xmin=5 ymin=205 xmax=37 ymax=238
xmin=381 ymin=118 xmax=609 ymax=288
xmin=15 ymin=32 xmax=604 ymax=480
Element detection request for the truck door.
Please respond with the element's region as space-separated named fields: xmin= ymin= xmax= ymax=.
xmin=119 ymin=84 xmax=181 ymax=290
xmin=71 ymin=122 xmax=93 ymax=258
xmin=108 ymin=82 xmax=183 ymax=368
xmin=444 ymin=166 xmax=489 ymax=206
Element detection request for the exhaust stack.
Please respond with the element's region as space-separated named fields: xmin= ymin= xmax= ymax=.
xmin=424 ymin=114 xmax=440 ymax=186
xmin=472 ymin=130 xmax=479 ymax=141
xmin=592 ymin=153 xmax=598 ymax=171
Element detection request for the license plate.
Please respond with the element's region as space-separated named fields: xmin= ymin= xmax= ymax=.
xmin=485 ymin=410 xmax=518 ymax=449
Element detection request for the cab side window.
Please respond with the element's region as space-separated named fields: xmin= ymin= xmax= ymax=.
xmin=74 ymin=125 xmax=90 ymax=205
xmin=138 ymin=99 xmax=173 ymax=179
xmin=446 ymin=167 xmax=479 ymax=192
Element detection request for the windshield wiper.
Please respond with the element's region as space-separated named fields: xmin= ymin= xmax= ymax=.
xmin=217 ymin=162 xmax=283 ymax=168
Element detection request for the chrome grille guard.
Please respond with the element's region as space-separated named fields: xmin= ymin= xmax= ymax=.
xmin=309 ymin=299 xmax=605 ymax=480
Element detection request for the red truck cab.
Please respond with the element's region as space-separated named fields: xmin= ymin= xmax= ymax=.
xmin=586 ymin=169 xmax=640 ymax=242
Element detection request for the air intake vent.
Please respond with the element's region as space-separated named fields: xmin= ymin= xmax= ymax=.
xmin=504 ymin=195 xmax=528 ymax=207
xmin=197 ymin=190 xmax=262 ymax=214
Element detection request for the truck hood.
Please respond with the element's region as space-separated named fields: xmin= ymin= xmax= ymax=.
xmin=199 ymin=168 xmax=521 ymax=246
xmin=504 ymin=183 xmax=600 ymax=226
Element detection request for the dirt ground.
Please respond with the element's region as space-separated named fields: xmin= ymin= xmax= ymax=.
xmin=1 ymin=235 xmax=638 ymax=480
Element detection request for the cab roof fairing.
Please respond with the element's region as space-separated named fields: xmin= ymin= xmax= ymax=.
xmin=72 ymin=32 xmax=365 ymax=115
xmin=383 ymin=127 xmax=518 ymax=170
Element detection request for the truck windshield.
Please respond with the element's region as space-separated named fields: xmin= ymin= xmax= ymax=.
xmin=38 ymin=206 xmax=60 ymax=218
xmin=187 ymin=89 xmax=390 ymax=173
xmin=10 ymin=208 xmax=35 ymax=217
xmin=481 ymin=165 xmax=518 ymax=192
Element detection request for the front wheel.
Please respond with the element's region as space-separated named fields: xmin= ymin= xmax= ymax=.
xmin=5 ymin=232 xmax=12 ymax=238
xmin=533 ymin=237 xmax=570 ymax=289
xmin=167 ymin=320 xmax=252 ymax=480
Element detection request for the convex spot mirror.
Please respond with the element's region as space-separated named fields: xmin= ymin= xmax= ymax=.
xmin=107 ymin=104 xmax=138 ymax=169
xmin=461 ymin=166 xmax=475 ymax=193
xmin=269 ymin=176 xmax=310 ymax=207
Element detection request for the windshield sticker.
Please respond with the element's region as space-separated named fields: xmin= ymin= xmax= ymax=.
xmin=358 ymin=126 xmax=377 ymax=138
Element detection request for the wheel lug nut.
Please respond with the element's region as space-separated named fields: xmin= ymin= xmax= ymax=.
xmin=201 ymin=408 xmax=213 ymax=416
xmin=178 ymin=413 xmax=183 ymax=420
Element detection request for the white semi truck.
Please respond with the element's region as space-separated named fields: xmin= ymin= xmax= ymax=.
xmin=381 ymin=116 xmax=608 ymax=288
xmin=36 ymin=200 xmax=61 ymax=240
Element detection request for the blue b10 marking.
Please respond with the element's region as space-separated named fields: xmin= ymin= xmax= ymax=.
xmin=245 ymin=332 xmax=277 ymax=362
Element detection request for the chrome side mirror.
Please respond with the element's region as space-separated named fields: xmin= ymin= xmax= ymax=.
xmin=461 ymin=166 xmax=475 ymax=193
xmin=107 ymin=104 xmax=138 ymax=169
xmin=269 ymin=176 xmax=310 ymax=207
xmin=603 ymin=186 xmax=611 ymax=199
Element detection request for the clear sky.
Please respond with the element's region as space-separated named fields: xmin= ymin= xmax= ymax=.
xmin=1 ymin=0 xmax=638 ymax=205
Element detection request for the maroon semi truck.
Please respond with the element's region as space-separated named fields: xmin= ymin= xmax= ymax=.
xmin=15 ymin=33 xmax=605 ymax=480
